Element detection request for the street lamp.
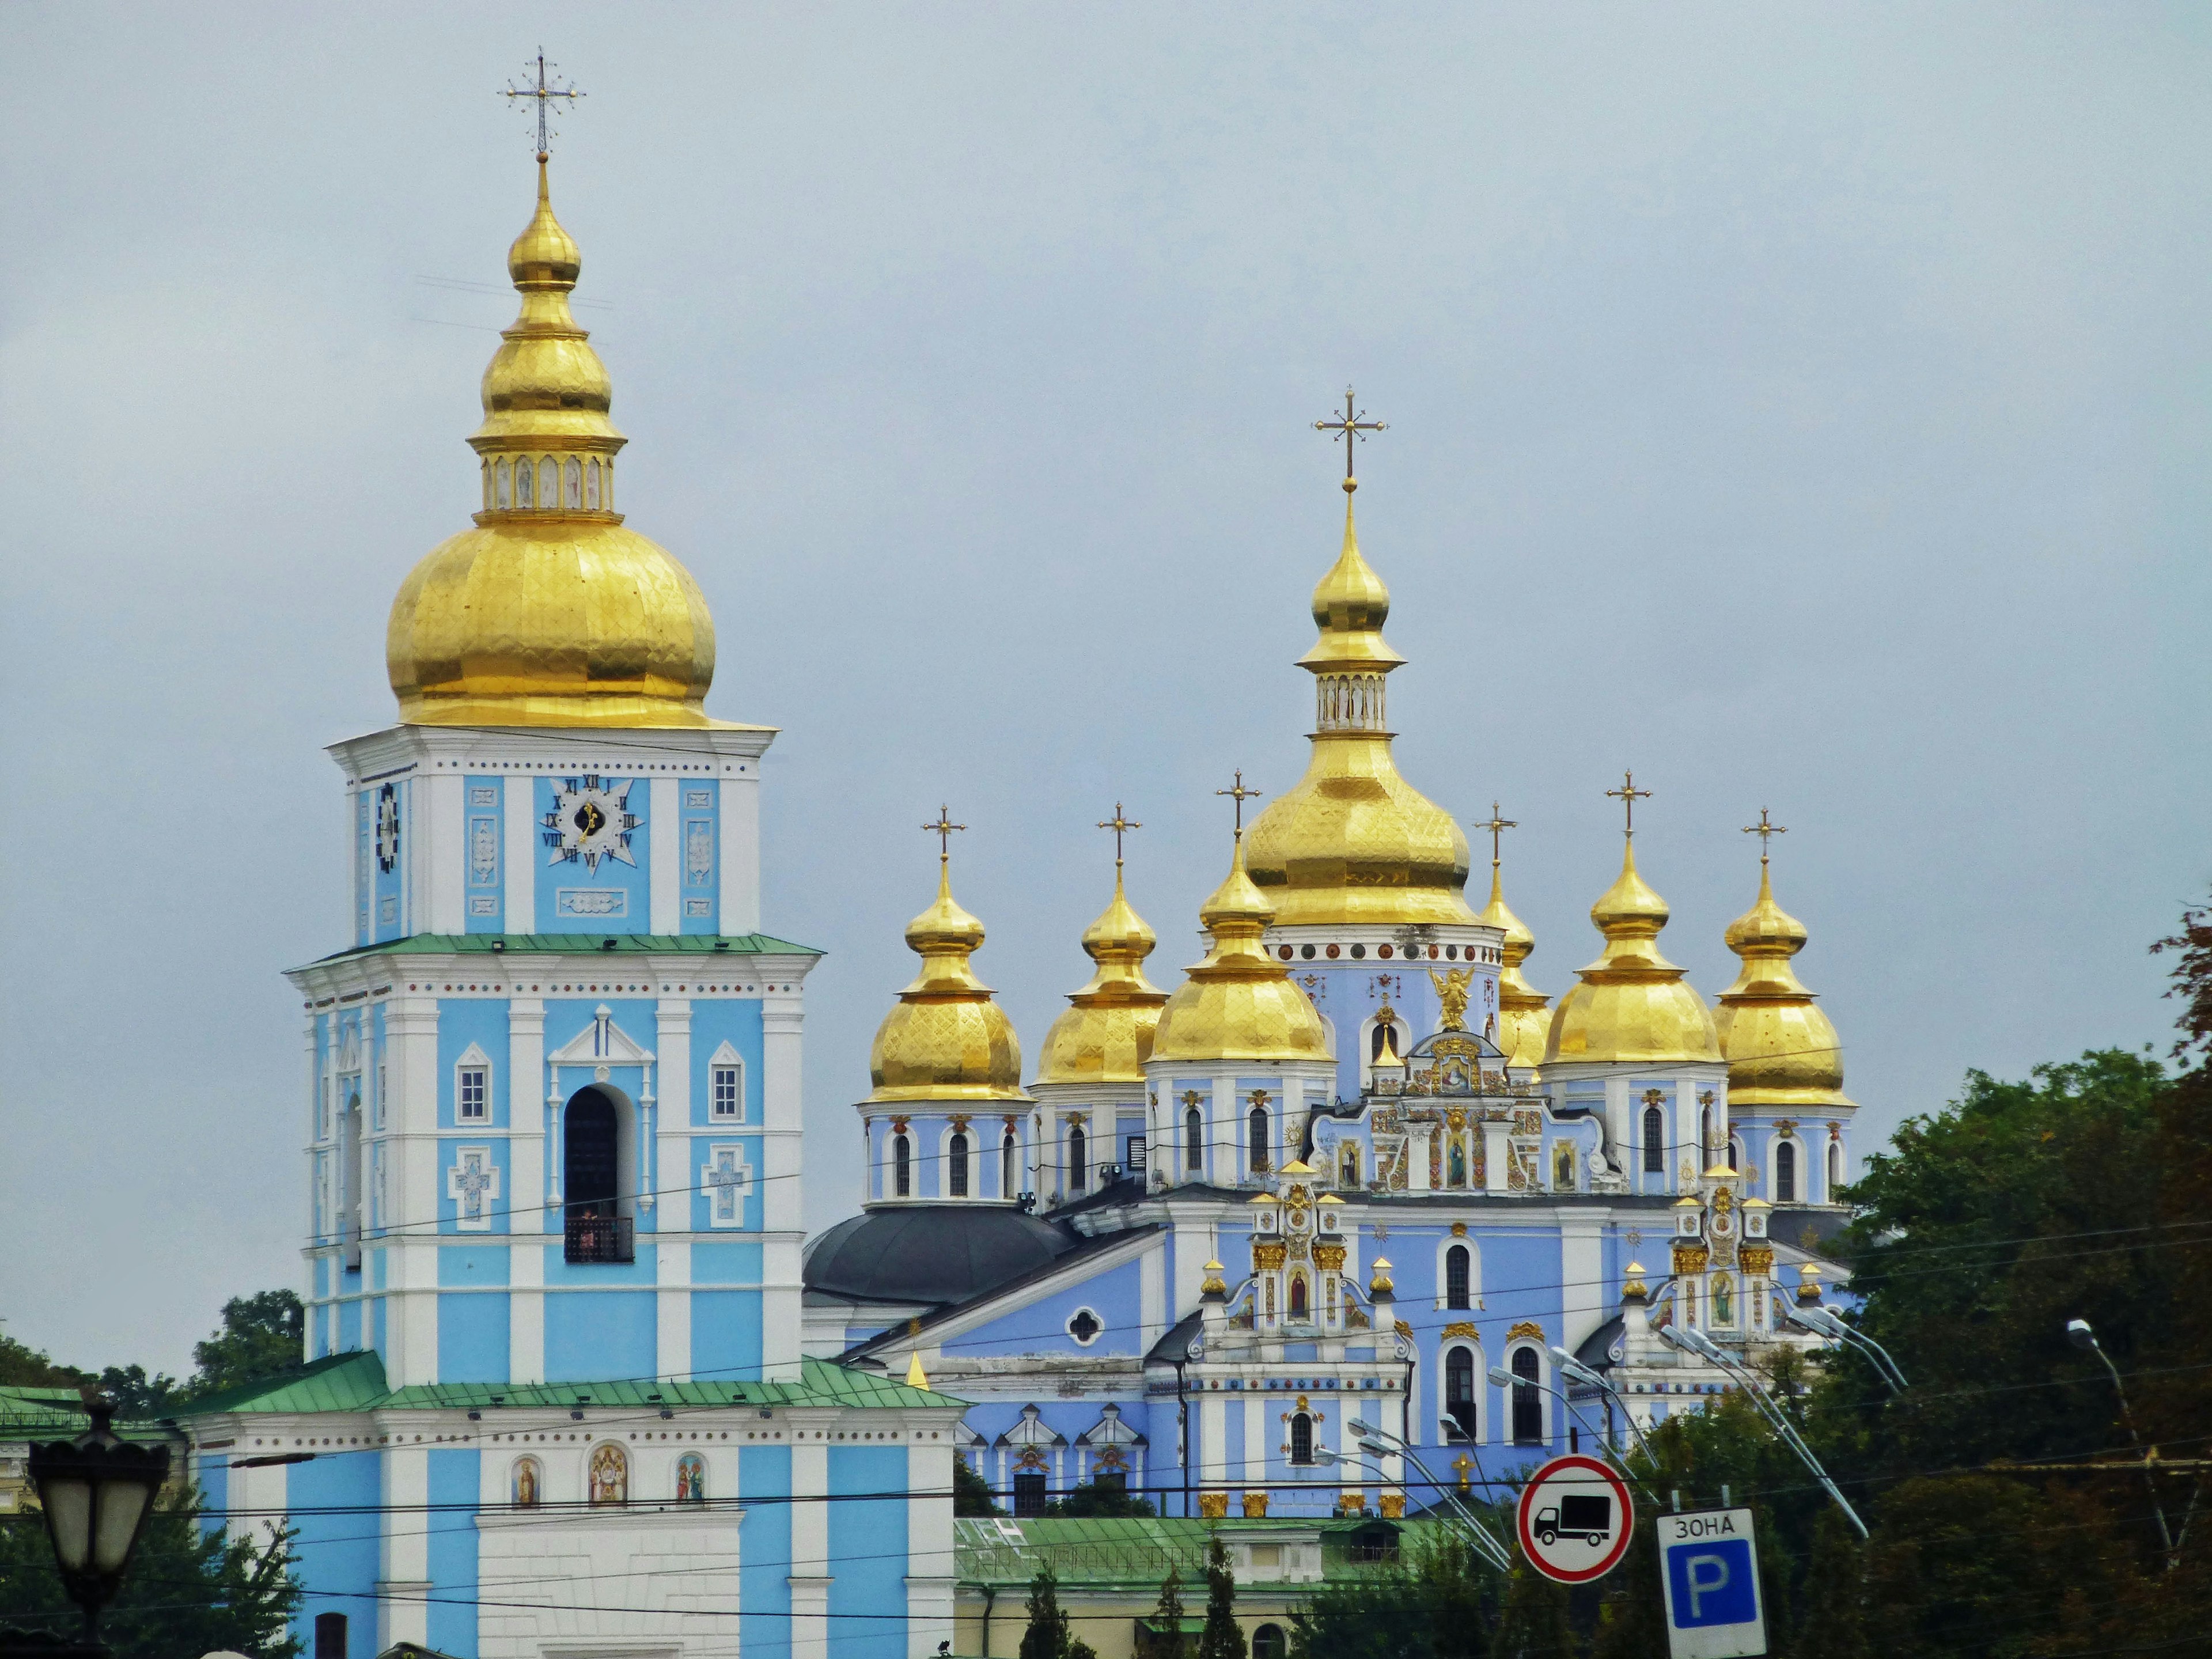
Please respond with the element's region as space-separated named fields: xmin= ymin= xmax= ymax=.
xmin=1785 ymin=1303 xmax=1908 ymax=1394
xmin=2066 ymin=1318 xmax=2176 ymax=1566
xmin=27 ymin=1395 xmax=171 ymax=1646
xmin=1344 ymin=1416 xmax=1515 ymax=1572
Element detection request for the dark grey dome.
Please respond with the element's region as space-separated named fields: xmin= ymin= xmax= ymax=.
xmin=803 ymin=1205 xmax=1077 ymax=1307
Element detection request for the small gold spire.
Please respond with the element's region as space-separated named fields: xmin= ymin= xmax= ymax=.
xmin=905 ymin=1350 xmax=930 ymax=1391
xmin=1201 ymin=1259 xmax=1229 ymax=1298
xmin=1622 ymin=1260 xmax=1649 ymax=1301
xmin=1368 ymin=1257 xmax=1395 ymax=1300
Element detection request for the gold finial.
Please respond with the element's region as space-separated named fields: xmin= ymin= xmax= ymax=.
xmin=1743 ymin=808 xmax=1787 ymax=865
xmin=503 ymin=48 xmax=585 ymax=162
xmin=923 ymin=806 xmax=967 ymax=865
xmin=1215 ymin=771 xmax=1262 ymax=840
xmin=1099 ymin=802 xmax=1141 ymax=868
xmin=1313 ymin=386 xmax=1387 ymax=493
xmin=1472 ymin=802 xmax=1517 ymax=869
xmin=1607 ymin=770 xmax=1652 ymax=838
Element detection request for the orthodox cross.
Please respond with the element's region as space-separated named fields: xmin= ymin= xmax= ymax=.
xmin=1607 ymin=771 xmax=1652 ymax=836
xmin=703 ymin=1148 xmax=750 ymax=1222
xmin=1743 ymin=807 xmax=1787 ymax=864
xmin=1452 ymin=1452 xmax=1475 ymax=1492
xmin=1099 ymin=802 xmax=1141 ymax=868
xmin=1216 ymin=771 xmax=1262 ymax=838
xmin=1313 ymin=387 xmax=1387 ymax=489
xmin=503 ymin=49 xmax=585 ymax=161
xmin=449 ymin=1153 xmax=495 ymax=1221
xmin=1472 ymin=802 xmax=1517 ymax=866
xmin=923 ymin=806 xmax=967 ymax=863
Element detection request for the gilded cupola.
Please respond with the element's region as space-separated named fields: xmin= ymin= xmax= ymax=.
xmin=1035 ymin=851 xmax=1171 ymax=1086
xmin=1544 ymin=830 xmax=1722 ymax=1067
xmin=386 ymin=161 xmax=727 ymax=728
xmin=1150 ymin=832 xmax=1332 ymax=1065
xmin=866 ymin=851 xmax=1031 ymax=1104
xmin=1478 ymin=850 xmax=1551 ymax=1071
xmin=1242 ymin=478 xmax=1477 ymax=929
xmin=1713 ymin=852 xmax=1854 ymax=1110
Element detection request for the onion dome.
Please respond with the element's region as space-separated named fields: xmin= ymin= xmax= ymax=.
xmin=1152 ymin=835 xmax=1332 ymax=1063
xmin=1622 ymin=1261 xmax=1649 ymax=1302
xmin=387 ymin=161 xmax=728 ymax=728
xmin=1544 ymin=839 xmax=1722 ymax=1066
xmin=1478 ymin=859 xmax=1550 ymax=1070
xmin=1368 ymin=1257 xmax=1395 ymax=1301
xmin=1035 ymin=865 xmax=1170 ymax=1086
xmin=1713 ymin=861 xmax=1855 ymax=1109
xmin=866 ymin=858 xmax=1030 ymax=1104
xmin=1243 ymin=486 xmax=1477 ymax=928
xmin=1201 ymin=1260 xmax=1229 ymax=1300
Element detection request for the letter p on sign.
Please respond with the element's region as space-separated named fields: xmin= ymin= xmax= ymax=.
xmin=1658 ymin=1509 xmax=1767 ymax=1659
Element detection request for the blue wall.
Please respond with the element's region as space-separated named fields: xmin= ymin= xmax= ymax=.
xmin=690 ymin=1289 xmax=763 ymax=1382
xmin=465 ymin=775 xmax=503 ymax=934
xmin=545 ymin=1290 xmax=656 ymax=1382
xmin=288 ymin=1447 xmax=383 ymax=1658
xmin=426 ymin=1447 xmax=482 ymax=1656
xmin=827 ymin=1446 xmax=907 ymax=1659
xmin=679 ymin=781 xmax=719 ymax=934
xmin=740 ymin=1445 xmax=793 ymax=1659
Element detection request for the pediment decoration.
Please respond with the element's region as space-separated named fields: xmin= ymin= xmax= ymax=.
xmin=549 ymin=1004 xmax=655 ymax=1067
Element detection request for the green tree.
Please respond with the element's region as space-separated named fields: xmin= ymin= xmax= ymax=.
xmin=1290 ymin=1531 xmax=1499 ymax=1659
xmin=189 ymin=1290 xmax=305 ymax=1395
xmin=1019 ymin=1563 xmax=1073 ymax=1659
xmin=954 ymin=1455 xmax=999 ymax=1516
xmin=0 ymin=1332 xmax=88 ymax=1388
xmin=1790 ymin=1509 xmax=1868 ymax=1659
xmin=0 ymin=1497 xmax=302 ymax=1657
xmin=1493 ymin=1561 xmax=1571 ymax=1659
xmin=1047 ymin=1478 xmax=1157 ymax=1517
xmin=1141 ymin=1563 xmax=1188 ymax=1659
xmin=1198 ymin=1533 xmax=1245 ymax=1659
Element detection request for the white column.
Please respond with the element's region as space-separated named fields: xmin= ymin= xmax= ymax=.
xmin=388 ymin=997 xmax=441 ymax=1387
xmin=719 ymin=774 xmax=762 ymax=936
xmin=380 ymin=1443 xmax=430 ymax=1649
xmin=509 ymin=1240 xmax=545 ymax=1384
xmin=1140 ymin=1239 xmax=1166 ymax=1354
xmin=423 ymin=770 xmax=466 ymax=934
xmin=657 ymin=1239 xmax=691 ymax=1381
xmin=1483 ymin=1123 xmax=1511 ymax=1195
xmin=503 ymin=774 xmax=536 ymax=931
xmin=1215 ymin=1074 xmax=1237 ymax=1181
xmin=649 ymin=777 xmax=680 ymax=934
xmin=1198 ymin=1394 xmax=1225 ymax=1500
xmin=1605 ymin=1075 xmax=1632 ymax=1181
xmin=656 ymin=999 xmax=693 ymax=1229
xmin=1676 ymin=1078 xmax=1701 ymax=1191
xmin=906 ymin=1438 xmax=957 ymax=1657
xmin=508 ymin=1001 xmax=545 ymax=1236
xmin=789 ymin=1431 xmax=831 ymax=1659
xmin=1558 ymin=1209 xmax=1607 ymax=1353
xmin=762 ymin=993 xmax=806 ymax=1380
xmin=1242 ymin=1395 xmax=1264 ymax=1492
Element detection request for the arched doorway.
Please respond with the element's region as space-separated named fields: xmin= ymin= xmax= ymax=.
xmin=564 ymin=1087 xmax=630 ymax=1263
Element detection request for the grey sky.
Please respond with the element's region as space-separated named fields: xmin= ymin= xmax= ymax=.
xmin=3 ymin=5 xmax=2205 ymax=1373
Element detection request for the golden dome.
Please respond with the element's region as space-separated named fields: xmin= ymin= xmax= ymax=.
xmin=1478 ymin=858 xmax=1550 ymax=1070
xmin=1243 ymin=487 xmax=1477 ymax=929
xmin=387 ymin=162 xmax=729 ymax=729
xmin=1151 ymin=835 xmax=1332 ymax=1065
xmin=866 ymin=858 xmax=1030 ymax=1104
xmin=1035 ymin=865 xmax=1170 ymax=1086
xmin=1713 ymin=860 xmax=1854 ymax=1109
xmin=1543 ymin=839 xmax=1722 ymax=1066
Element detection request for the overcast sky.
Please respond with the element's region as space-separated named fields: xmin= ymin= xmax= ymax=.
xmin=4 ymin=5 xmax=2206 ymax=1373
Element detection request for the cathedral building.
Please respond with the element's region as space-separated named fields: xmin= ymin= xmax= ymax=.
xmin=802 ymin=481 xmax=1861 ymax=1522
xmin=178 ymin=160 xmax=961 ymax=1659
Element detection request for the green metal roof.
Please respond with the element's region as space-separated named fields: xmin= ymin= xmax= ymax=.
xmin=0 ymin=1388 xmax=175 ymax=1442
xmin=184 ymin=1352 xmax=960 ymax=1418
xmin=301 ymin=931 xmax=824 ymax=970
xmin=953 ymin=1515 xmax=1432 ymax=1588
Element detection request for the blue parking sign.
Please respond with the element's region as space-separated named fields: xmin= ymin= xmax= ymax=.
xmin=1658 ymin=1509 xmax=1767 ymax=1659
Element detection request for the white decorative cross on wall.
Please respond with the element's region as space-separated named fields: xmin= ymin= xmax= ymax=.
xmin=448 ymin=1148 xmax=500 ymax=1232
xmin=702 ymin=1146 xmax=753 ymax=1226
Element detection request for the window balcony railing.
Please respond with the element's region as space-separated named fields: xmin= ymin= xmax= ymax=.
xmin=564 ymin=1211 xmax=634 ymax=1264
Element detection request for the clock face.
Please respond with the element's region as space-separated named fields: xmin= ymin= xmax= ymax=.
xmin=542 ymin=775 xmax=639 ymax=872
xmin=375 ymin=784 xmax=400 ymax=874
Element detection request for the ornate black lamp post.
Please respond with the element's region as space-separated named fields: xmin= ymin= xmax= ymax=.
xmin=24 ymin=1395 xmax=171 ymax=1649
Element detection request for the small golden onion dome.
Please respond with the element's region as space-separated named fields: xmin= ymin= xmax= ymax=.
xmin=1622 ymin=1261 xmax=1649 ymax=1301
xmin=1796 ymin=1262 xmax=1824 ymax=1305
xmin=1035 ymin=866 xmax=1169 ymax=1086
xmin=866 ymin=859 xmax=1031 ymax=1104
xmin=1243 ymin=489 xmax=1478 ymax=929
xmin=387 ymin=161 xmax=730 ymax=729
xmin=1151 ymin=835 xmax=1333 ymax=1064
xmin=1713 ymin=861 xmax=1855 ymax=1111
xmin=1478 ymin=859 xmax=1550 ymax=1070
xmin=1369 ymin=1257 xmax=1395 ymax=1299
xmin=1543 ymin=839 xmax=1722 ymax=1066
xmin=1201 ymin=1260 xmax=1229 ymax=1299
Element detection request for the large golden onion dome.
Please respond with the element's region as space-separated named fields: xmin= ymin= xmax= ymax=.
xmin=387 ymin=162 xmax=729 ymax=728
xmin=1036 ymin=863 xmax=1170 ymax=1086
xmin=1151 ymin=835 xmax=1332 ymax=1065
xmin=1242 ymin=484 xmax=1477 ymax=929
xmin=1544 ymin=838 xmax=1722 ymax=1066
xmin=1478 ymin=858 xmax=1551 ymax=1070
xmin=866 ymin=857 xmax=1031 ymax=1104
xmin=1713 ymin=858 xmax=1854 ymax=1109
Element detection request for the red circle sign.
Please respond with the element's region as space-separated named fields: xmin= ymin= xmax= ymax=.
xmin=1514 ymin=1454 xmax=1635 ymax=1583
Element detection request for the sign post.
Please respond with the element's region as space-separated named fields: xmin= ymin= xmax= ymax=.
xmin=1514 ymin=1454 xmax=1635 ymax=1584
xmin=1658 ymin=1508 xmax=1767 ymax=1659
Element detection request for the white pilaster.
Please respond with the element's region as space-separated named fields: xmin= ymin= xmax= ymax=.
xmin=656 ymin=998 xmax=693 ymax=1233
xmin=789 ymin=1432 xmax=831 ymax=1659
xmin=388 ymin=997 xmax=441 ymax=1387
xmin=503 ymin=774 xmax=535 ymax=931
xmin=649 ymin=777 xmax=680 ymax=934
xmin=719 ymin=774 xmax=762 ymax=935
xmin=907 ymin=1441 xmax=956 ymax=1657
xmin=657 ymin=1239 xmax=691 ymax=1381
xmin=380 ymin=1444 xmax=430 ymax=1649
xmin=507 ymin=1000 xmax=545 ymax=1236
xmin=509 ymin=1243 xmax=545 ymax=1384
xmin=1483 ymin=1123 xmax=1511 ymax=1195
xmin=423 ymin=770 xmax=465 ymax=934
xmin=1558 ymin=1209 xmax=1607 ymax=1353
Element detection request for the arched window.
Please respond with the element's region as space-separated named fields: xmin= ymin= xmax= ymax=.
xmin=1445 ymin=1244 xmax=1471 ymax=1310
xmin=495 ymin=457 xmax=512 ymax=507
xmin=893 ymin=1132 xmax=911 ymax=1198
xmin=676 ymin=1452 xmax=706 ymax=1502
xmin=537 ymin=457 xmax=558 ymax=507
xmin=1775 ymin=1140 xmax=1797 ymax=1203
xmin=314 ymin=1612 xmax=347 ymax=1659
xmin=585 ymin=457 xmax=601 ymax=509
xmin=949 ymin=1131 xmax=970 ymax=1197
xmin=1642 ymin=1105 xmax=1665 ymax=1173
xmin=1002 ymin=1130 xmax=1017 ymax=1199
xmin=515 ymin=454 xmax=535 ymax=507
xmin=1185 ymin=1105 xmax=1204 ymax=1176
xmin=1700 ymin=1101 xmax=1715 ymax=1164
xmin=1248 ymin=1104 xmax=1270 ymax=1173
xmin=481 ymin=461 xmax=493 ymax=510
xmin=1253 ymin=1625 xmax=1288 ymax=1659
xmin=1289 ymin=1274 xmax=1309 ymax=1318
xmin=601 ymin=459 xmax=613 ymax=508
xmin=563 ymin=455 xmax=581 ymax=509
xmin=1069 ymin=1123 xmax=1088 ymax=1192
xmin=1510 ymin=1348 xmax=1543 ymax=1445
xmin=563 ymin=1087 xmax=624 ymax=1263
xmin=1289 ymin=1412 xmax=1315 ymax=1465
xmin=511 ymin=1456 xmax=542 ymax=1508
xmin=1340 ymin=1144 xmax=1361 ymax=1189
xmin=1827 ymin=1139 xmax=1843 ymax=1196
xmin=1444 ymin=1346 xmax=1476 ymax=1440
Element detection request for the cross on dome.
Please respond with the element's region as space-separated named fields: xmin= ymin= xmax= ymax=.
xmin=1097 ymin=802 xmax=1142 ymax=867
xmin=1313 ymin=387 xmax=1387 ymax=492
xmin=1472 ymin=802 xmax=1518 ymax=866
xmin=1607 ymin=771 xmax=1652 ymax=837
xmin=503 ymin=50 xmax=584 ymax=161
xmin=1744 ymin=807 xmax=1788 ymax=863
xmin=923 ymin=806 xmax=967 ymax=863
xmin=1215 ymin=771 xmax=1262 ymax=838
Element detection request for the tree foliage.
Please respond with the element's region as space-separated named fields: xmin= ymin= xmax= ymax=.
xmin=953 ymin=1455 xmax=999 ymax=1516
xmin=1198 ymin=1534 xmax=1245 ymax=1659
xmin=1290 ymin=1532 xmax=1501 ymax=1659
xmin=1047 ymin=1479 xmax=1158 ymax=1517
xmin=1139 ymin=1564 xmax=1188 ymax=1659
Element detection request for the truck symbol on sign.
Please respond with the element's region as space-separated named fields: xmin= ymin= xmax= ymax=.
xmin=1535 ymin=1494 xmax=1613 ymax=1547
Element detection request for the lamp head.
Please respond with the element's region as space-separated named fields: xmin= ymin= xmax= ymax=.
xmin=1487 ymin=1365 xmax=1514 ymax=1388
xmin=1347 ymin=1418 xmax=1380 ymax=1438
xmin=2065 ymin=1317 xmax=2097 ymax=1352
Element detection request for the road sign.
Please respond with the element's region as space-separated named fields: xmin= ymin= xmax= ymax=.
xmin=1658 ymin=1508 xmax=1767 ymax=1659
xmin=1514 ymin=1454 xmax=1634 ymax=1583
